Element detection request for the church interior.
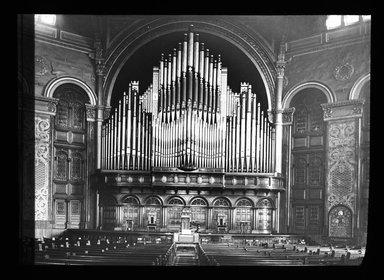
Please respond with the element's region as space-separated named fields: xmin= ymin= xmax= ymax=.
xmin=18 ymin=14 xmax=371 ymax=266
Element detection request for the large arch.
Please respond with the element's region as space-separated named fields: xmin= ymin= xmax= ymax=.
xmin=102 ymin=16 xmax=277 ymax=111
xmin=349 ymin=73 xmax=370 ymax=100
xmin=282 ymin=81 xmax=336 ymax=109
xmin=44 ymin=76 xmax=97 ymax=106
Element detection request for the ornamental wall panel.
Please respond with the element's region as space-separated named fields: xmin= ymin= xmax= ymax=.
xmin=35 ymin=115 xmax=51 ymax=221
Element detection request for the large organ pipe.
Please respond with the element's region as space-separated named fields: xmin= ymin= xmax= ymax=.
xmin=217 ymin=55 xmax=222 ymax=114
xmin=251 ymin=95 xmax=257 ymax=172
xmin=159 ymin=53 xmax=164 ymax=113
xmin=163 ymin=57 xmax=168 ymax=120
xmin=212 ymin=60 xmax=217 ymax=121
xmin=121 ymin=93 xmax=127 ymax=169
xmin=245 ymin=88 xmax=252 ymax=172
xmin=204 ymin=49 xmax=209 ymax=121
xmin=208 ymin=55 xmax=214 ymax=124
xmin=198 ymin=43 xmax=205 ymax=115
xmin=240 ymin=92 xmax=246 ymax=172
xmin=132 ymin=86 xmax=138 ymax=169
xmin=137 ymin=102 xmax=142 ymax=169
xmin=193 ymin=34 xmax=199 ymax=109
xmin=176 ymin=43 xmax=182 ymax=119
xmin=117 ymin=100 xmax=122 ymax=169
xmin=108 ymin=118 xmax=112 ymax=169
xmin=113 ymin=111 xmax=118 ymax=169
xmin=101 ymin=124 xmax=105 ymax=169
xmin=172 ymin=49 xmax=177 ymax=120
xmin=182 ymin=34 xmax=187 ymax=109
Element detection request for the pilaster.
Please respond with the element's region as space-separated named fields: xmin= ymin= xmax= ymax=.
xmin=321 ymin=99 xmax=364 ymax=240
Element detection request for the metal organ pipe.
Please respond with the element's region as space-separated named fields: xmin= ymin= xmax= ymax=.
xmin=101 ymin=28 xmax=276 ymax=175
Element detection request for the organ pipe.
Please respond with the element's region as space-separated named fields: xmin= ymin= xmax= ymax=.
xmin=101 ymin=28 xmax=275 ymax=174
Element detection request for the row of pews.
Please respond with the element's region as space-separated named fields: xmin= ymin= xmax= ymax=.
xmin=201 ymin=243 xmax=365 ymax=266
xmin=34 ymin=235 xmax=172 ymax=265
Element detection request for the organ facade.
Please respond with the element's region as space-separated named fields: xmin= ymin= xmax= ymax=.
xmin=97 ymin=26 xmax=282 ymax=233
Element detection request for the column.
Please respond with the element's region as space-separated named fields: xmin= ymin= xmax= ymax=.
xmin=281 ymin=108 xmax=295 ymax=233
xmin=321 ymin=100 xmax=364 ymax=240
xmin=274 ymin=41 xmax=289 ymax=174
xmin=94 ymin=39 xmax=105 ymax=170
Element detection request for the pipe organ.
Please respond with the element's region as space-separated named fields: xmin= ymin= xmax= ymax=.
xmin=101 ymin=25 xmax=275 ymax=174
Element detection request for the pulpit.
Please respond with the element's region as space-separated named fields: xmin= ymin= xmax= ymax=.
xmin=174 ymin=207 xmax=199 ymax=243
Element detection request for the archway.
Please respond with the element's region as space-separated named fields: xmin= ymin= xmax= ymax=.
xmin=45 ymin=76 xmax=97 ymax=106
xmin=282 ymin=81 xmax=335 ymax=109
xmin=103 ymin=18 xmax=276 ymax=111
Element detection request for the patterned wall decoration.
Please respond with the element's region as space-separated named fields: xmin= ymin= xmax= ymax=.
xmin=35 ymin=116 xmax=51 ymax=221
xmin=327 ymin=119 xmax=356 ymax=237
xmin=329 ymin=205 xmax=352 ymax=238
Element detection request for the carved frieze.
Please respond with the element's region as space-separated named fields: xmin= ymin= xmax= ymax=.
xmin=321 ymin=99 xmax=364 ymax=121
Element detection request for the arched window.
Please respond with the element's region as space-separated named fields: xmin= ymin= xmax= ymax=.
xmin=145 ymin=197 xmax=161 ymax=205
xmin=55 ymin=150 xmax=68 ymax=180
xmin=213 ymin=198 xmax=230 ymax=207
xmin=236 ymin=198 xmax=252 ymax=207
xmin=191 ymin=198 xmax=207 ymax=206
xmin=168 ymin=197 xmax=184 ymax=205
